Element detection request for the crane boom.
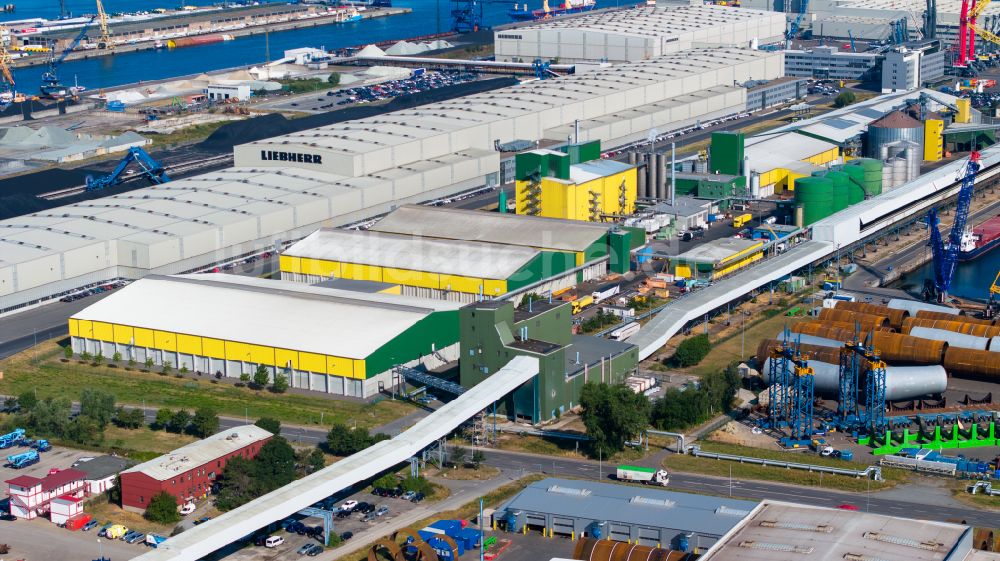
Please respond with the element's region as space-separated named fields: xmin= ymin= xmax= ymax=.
xmin=926 ymin=151 xmax=980 ymax=301
xmin=96 ymin=0 xmax=113 ymax=50
xmin=0 ymin=24 xmax=14 ymax=88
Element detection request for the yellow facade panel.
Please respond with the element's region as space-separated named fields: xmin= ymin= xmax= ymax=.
xmin=133 ymin=327 xmax=154 ymax=348
xmin=341 ymin=262 xmax=383 ymax=282
xmin=68 ymin=318 xmax=79 ymax=337
xmin=250 ymin=344 xmax=275 ymax=366
xmin=300 ymin=257 xmax=340 ymax=278
xmin=714 ymin=251 xmax=763 ymax=279
xmin=925 ymin=119 xmax=944 ymax=162
xmin=802 ymin=147 xmax=839 ymax=166
xmin=440 ymin=274 xmax=483 ymax=294
xmin=675 ymin=264 xmax=692 ymax=279
xmin=154 ymin=330 xmax=176 ymax=352
xmin=225 ymin=340 xmax=250 ymax=362
xmin=275 ymin=348 xmax=299 ymax=370
xmin=202 ymin=337 xmax=225 ymax=359
xmin=326 ymin=355 xmax=354 ymax=378
xmin=353 ymin=360 xmax=366 ymax=380
xmin=91 ymin=321 xmax=113 ymax=342
xmin=382 ymin=267 xmax=440 ymax=290
xmin=177 ymin=333 xmax=202 ymax=356
xmin=279 ymin=254 xmax=300 ymax=274
xmin=77 ymin=319 xmax=94 ymax=339
xmin=483 ymin=279 xmax=507 ymax=296
xmin=299 ymin=352 xmax=327 ymax=374
xmin=113 ymin=324 xmax=134 ymax=345
xmin=720 ymin=242 xmax=765 ymax=266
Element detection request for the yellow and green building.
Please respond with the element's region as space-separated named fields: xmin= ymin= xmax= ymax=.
xmin=68 ymin=274 xmax=462 ymax=398
xmin=672 ymin=238 xmax=765 ymax=281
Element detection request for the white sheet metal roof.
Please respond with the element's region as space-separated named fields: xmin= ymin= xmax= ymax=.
xmin=283 ymin=228 xmax=540 ymax=279
xmin=123 ymin=425 xmax=272 ymax=482
xmin=569 ymin=160 xmax=633 ymax=183
xmin=675 ymin=238 xmax=763 ymax=264
xmin=132 ymin=355 xmax=540 ymax=561
xmin=71 ymin=274 xmax=461 ymax=359
xmin=508 ymin=5 xmax=779 ymax=37
xmin=371 ymin=205 xmax=612 ymax=252
xmin=745 ymin=132 xmax=839 ymax=173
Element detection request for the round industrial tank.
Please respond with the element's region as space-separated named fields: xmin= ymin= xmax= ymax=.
xmin=881 ymin=163 xmax=894 ymax=190
xmin=908 ymin=327 xmax=991 ymax=351
xmin=818 ymin=308 xmax=891 ymax=330
xmin=785 ymin=325 xmax=947 ymax=364
xmin=944 ymin=347 xmax=1000 ymax=377
xmin=888 ymin=299 xmax=960 ymax=317
xmin=834 ymin=301 xmax=909 ymax=330
xmin=840 ymin=164 xmax=867 ymax=204
xmin=573 ymin=537 xmax=682 ymax=561
xmin=826 ymin=170 xmax=852 ymax=212
xmin=890 ymin=157 xmax=907 ymax=188
xmin=794 ymin=176 xmax=834 ymax=226
xmin=903 ymin=317 xmax=1000 ymax=338
xmin=846 ymin=158 xmax=883 ymax=197
xmin=758 ymin=338 xmax=841 ymax=366
xmin=751 ymin=174 xmax=761 ymax=198
xmin=865 ymin=110 xmax=924 ymax=159
xmin=916 ymin=310 xmax=994 ymax=326
xmin=901 ymin=140 xmax=921 ymax=180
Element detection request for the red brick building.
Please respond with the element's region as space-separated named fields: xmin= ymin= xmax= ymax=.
xmin=119 ymin=425 xmax=272 ymax=513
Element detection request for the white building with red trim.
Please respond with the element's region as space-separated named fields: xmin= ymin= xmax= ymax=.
xmin=4 ymin=468 xmax=87 ymax=520
xmin=50 ymin=494 xmax=84 ymax=525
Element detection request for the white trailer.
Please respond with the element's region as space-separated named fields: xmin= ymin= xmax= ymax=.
xmin=616 ymin=465 xmax=670 ymax=486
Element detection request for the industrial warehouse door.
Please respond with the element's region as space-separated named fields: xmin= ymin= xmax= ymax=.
xmin=551 ymin=517 xmax=575 ymax=537
xmin=525 ymin=514 xmax=547 ymax=534
xmin=636 ymin=527 xmax=660 ymax=547
xmin=209 ymin=358 xmax=224 ymax=376
xmin=609 ymin=524 xmax=630 ymax=542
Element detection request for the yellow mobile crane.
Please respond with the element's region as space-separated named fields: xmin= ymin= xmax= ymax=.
xmin=96 ymin=0 xmax=113 ymax=50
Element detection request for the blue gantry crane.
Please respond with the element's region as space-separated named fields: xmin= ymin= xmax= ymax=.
xmin=848 ymin=30 xmax=857 ymax=52
xmin=40 ymin=16 xmax=96 ymax=98
xmin=926 ymin=150 xmax=980 ymax=301
xmin=837 ymin=330 xmax=887 ymax=434
xmin=85 ymin=146 xmax=170 ymax=192
xmin=765 ymin=330 xmax=815 ymax=445
xmin=785 ymin=0 xmax=810 ymax=40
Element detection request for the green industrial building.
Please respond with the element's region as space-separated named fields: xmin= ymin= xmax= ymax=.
xmin=460 ymin=299 xmax=638 ymax=423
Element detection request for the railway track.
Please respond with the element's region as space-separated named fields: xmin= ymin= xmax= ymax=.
xmin=37 ymin=153 xmax=233 ymax=200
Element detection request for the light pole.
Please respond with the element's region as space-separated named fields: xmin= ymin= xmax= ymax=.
xmin=98 ymin=539 xmax=103 ymax=560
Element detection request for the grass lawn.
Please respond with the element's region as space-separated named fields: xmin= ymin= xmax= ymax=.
xmin=0 ymin=340 xmax=415 ymax=430
xmin=951 ymin=482 xmax=1000 ymax=511
xmin=85 ymin=497 xmax=175 ymax=535
xmin=494 ymin=433 xmax=645 ymax=464
xmin=430 ymin=464 xmax=502 ymax=481
xmin=665 ymin=440 xmax=909 ymax=492
xmin=147 ymin=120 xmax=232 ymax=147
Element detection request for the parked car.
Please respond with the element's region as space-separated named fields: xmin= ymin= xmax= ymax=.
xmin=193 ymin=516 xmax=211 ymax=525
xmin=411 ymin=492 xmax=425 ymax=503
xmin=375 ymin=505 xmax=390 ymax=517
xmin=339 ymin=500 xmax=358 ymax=512
xmin=126 ymin=532 xmax=146 ymax=544
xmin=296 ymin=543 xmax=315 ymax=555
xmin=362 ymin=511 xmax=377 ymax=522
xmin=357 ymin=502 xmax=376 ymax=514
xmin=265 ymin=535 xmax=285 ymax=548
xmin=121 ymin=530 xmax=140 ymax=542
xmin=0 ymin=512 xmax=16 ymax=522
xmin=400 ymin=491 xmax=416 ymax=501
xmin=253 ymin=534 xmax=269 ymax=546
xmin=339 ymin=531 xmax=354 ymax=541
xmin=82 ymin=519 xmax=99 ymax=531
xmin=179 ymin=502 xmax=196 ymax=516
xmin=306 ymin=543 xmax=324 ymax=556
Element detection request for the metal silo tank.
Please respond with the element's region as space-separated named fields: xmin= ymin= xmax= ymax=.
xmin=901 ymin=140 xmax=921 ymax=181
xmin=637 ymin=159 xmax=647 ymax=198
xmin=793 ymin=176 xmax=834 ymax=225
xmin=882 ymin=161 xmax=894 ymax=188
xmin=852 ymin=158 xmax=883 ymax=196
xmin=891 ymin=157 xmax=907 ymax=187
xmin=865 ymin=110 xmax=924 ymax=158
xmin=826 ymin=170 xmax=851 ymax=212
xmin=656 ymin=153 xmax=667 ymax=200
xmin=646 ymin=153 xmax=656 ymax=199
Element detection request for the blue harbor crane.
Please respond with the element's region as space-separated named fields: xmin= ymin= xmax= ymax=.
xmin=925 ymin=150 xmax=980 ymax=302
xmin=40 ymin=16 xmax=96 ymax=98
xmin=451 ymin=0 xmax=483 ymax=33
xmin=85 ymin=147 xmax=170 ymax=192
xmin=785 ymin=0 xmax=810 ymax=40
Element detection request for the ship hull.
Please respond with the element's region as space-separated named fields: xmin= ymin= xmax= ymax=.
xmin=508 ymin=3 xmax=596 ymax=20
xmin=959 ymin=215 xmax=1000 ymax=262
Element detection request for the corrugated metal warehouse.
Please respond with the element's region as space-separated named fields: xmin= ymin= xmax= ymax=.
xmin=495 ymin=477 xmax=756 ymax=548
xmin=368 ymin=205 xmax=624 ymax=286
xmin=494 ymin=5 xmax=786 ymax=63
xmin=68 ymin=274 xmax=462 ymax=397
xmin=0 ymin=46 xmax=782 ymax=315
xmin=279 ymin=228 xmax=580 ymax=301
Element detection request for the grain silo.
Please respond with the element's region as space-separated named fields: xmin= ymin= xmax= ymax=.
xmin=865 ymin=110 xmax=924 ymax=159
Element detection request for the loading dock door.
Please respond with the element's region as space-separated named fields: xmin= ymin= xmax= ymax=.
xmin=609 ymin=523 xmax=630 ymax=542
xmin=636 ymin=527 xmax=660 ymax=547
xmin=552 ymin=517 xmax=575 ymax=536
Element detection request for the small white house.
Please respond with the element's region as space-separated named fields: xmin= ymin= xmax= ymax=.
xmin=205 ymin=83 xmax=251 ymax=102
xmin=73 ymin=455 xmax=133 ymax=495
xmin=50 ymin=495 xmax=84 ymax=525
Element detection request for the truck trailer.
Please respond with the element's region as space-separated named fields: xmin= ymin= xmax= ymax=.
xmin=616 ymin=465 xmax=670 ymax=486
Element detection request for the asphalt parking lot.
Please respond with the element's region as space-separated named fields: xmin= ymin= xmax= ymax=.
xmin=1 ymin=441 xmax=93 ymax=481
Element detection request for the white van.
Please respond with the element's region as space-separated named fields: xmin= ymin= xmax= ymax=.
xmin=265 ymin=536 xmax=284 ymax=548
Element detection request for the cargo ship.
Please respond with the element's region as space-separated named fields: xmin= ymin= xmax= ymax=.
xmin=508 ymin=0 xmax=597 ymax=21
xmin=958 ymin=214 xmax=1000 ymax=261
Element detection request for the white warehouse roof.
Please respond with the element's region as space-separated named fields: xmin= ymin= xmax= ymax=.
xmin=283 ymin=228 xmax=540 ymax=279
xmin=123 ymin=424 xmax=273 ymax=482
xmin=370 ymin=205 xmax=612 ymax=253
xmin=70 ymin=274 xmax=461 ymax=359
xmin=495 ymin=5 xmax=786 ymax=63
xmin=745 ymin=132 xmax=838 ymax=173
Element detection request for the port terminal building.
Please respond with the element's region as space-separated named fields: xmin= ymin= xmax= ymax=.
xmin=0 ymin=46 xmax=781 ymax=315
xmin=68 ymin=274 xmax=462 ymax=397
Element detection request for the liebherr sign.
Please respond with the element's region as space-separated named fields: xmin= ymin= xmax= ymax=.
xmin=260 ymin=150 xmax=323 ymax=164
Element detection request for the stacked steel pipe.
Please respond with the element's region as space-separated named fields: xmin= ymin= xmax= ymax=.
xmin=944 ymin=347 xmax=1000 ymax=377
xmin=573 ymin=538 xmax=687 ymax=561
xmin=833 ymin=301 xmax=909 ymax=330
xmin=902 ymin=317 xmax=1000 ymax=338
xmin=818 ymin=308 xmax=892 ymax=331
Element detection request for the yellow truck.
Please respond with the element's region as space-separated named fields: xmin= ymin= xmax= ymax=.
xmin=571 ymin=295 xmax=594 ymax=314
xmin=733 ymin=213 xmax=752 ymax=228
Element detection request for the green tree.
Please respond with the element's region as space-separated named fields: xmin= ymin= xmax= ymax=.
xmin=94 ymin=350 xmax=104 ymax=364
xmin=239 ymin=372 xmax=251 ymax=384
xmin=144 ymin=357 xmax=154 ymax=370
xmin=373 ymin=474 xmax=398 ymax=490
xmin=167 ymin=410 xmax=191 ymax=434
xmin=255 ymin=417 xmax=281 ymax=436
xmin=834 ymin=91 xmax=857 ymax=108
xmin=271 ymin=371 xmax=288 ymax=393
xmin=450 ymin=445 xmax=467 ymax=467
xmin=154 ymin=408 xmax=174 ymax=430
xmin=471 ymin=449 xmax=486 ymax=469
xmin=112 ymin=351 xmax=122 ymax=363
xmin=63 ymin=346 xmax=73 ymax=360
xmin=214 ymin=456 xmax=259 ymax=511
xmin=400 ymin=475 xmax=433 ymax=496
xmin=180 ymin=365 xmax=189 ymax=375
xmin=327 ymin=72 xmax=340 ymax=86
xmin=189 ymin=408 xmax=220 ymax=438
xmin=17 ymin=390 xmax=38 ymax=412
xmin=113 ymin=407 xmax=145 ymax=429
xmin=145 ymin=491 xmax=181 ymax=524
xmin=307 ymin=448 xmax=326 ymax=473
xmin=325 ymin=423 xmax=367 ymax=456
xmin=107 ymin=474 xmax=122 ymax=506
xmin=669 ymin=334 xmax=711 ymax=367
xmin=81 ymin=351 xmax=92 ymax=362
xmin=162 ymin=360 xmax=172 ymax=374
xmin=24 ymin=397 xmax=71 ymax=438
xmin=66 ymin=415 xmax=103 ymax=446
xmin=650 ymin=362 xmax=742 ymax=430
xmin=579 ymin=382 xmax=650 ymax=456
xmin=252 ymin=365 xmax=270 ymax=389
xmin=80 ymin=388 xmax=116 ymax=429
xmin=127 ymin=356 xmax=136 ymax=368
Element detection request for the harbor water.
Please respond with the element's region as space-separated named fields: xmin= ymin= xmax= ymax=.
xmin=1 ymin=0 xmax=629 ymax=93
xmin=898 ymin=246 xmax=1000 ymax=302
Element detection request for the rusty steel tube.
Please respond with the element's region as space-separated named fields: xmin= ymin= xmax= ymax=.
xmin=944 ymin=347 xmax=1000 ymax=377
xmin=573 ymin=538 xmax=685 ymax=561
xmin=790 ymin=324 xmax=947 ymax=364
xmin=818 ymin=308 xmax=891 ymax=330
xmin=902 ymin=317 xmax=1000 ymax=338
xmin=916 ymin=310 xmax=997 ymax=326
xmin=758 ymin=338 xmax=842 ymax=366
xmin=834 ymin=301 xmax=909 ymax=329
xmin=792 ymin=323 xmax=869 ymax=341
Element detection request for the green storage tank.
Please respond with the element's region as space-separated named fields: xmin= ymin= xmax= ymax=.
xmin=847 ymin=158 xmax=882 ymax=197
xmin=841 ymin=165 xmax=868 ymax=204
xmin=794 ymin=176 xmax=835 ymax=226
xmin=826 ymin=170 xmax=851 ymax=212
xmin=710 ymin=131 xmax=744 ymax=176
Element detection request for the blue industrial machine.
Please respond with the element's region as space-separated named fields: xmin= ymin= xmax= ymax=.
xmin=0 ymin=428 xmax=25 ymax=449
xmin=926 ymin=151 xmax=980 ymax=301
xmin=40 ymin=16 xmax=96 ymax=98
xmin=7 ymin=449 xmax=40 ymax=469
xmin=785 ymin=0 xmax=810 ymax=39
xmin=765 ymin=330 xmax=815 ymax=446
xmin=451 ymin=0 xmax=483 ymax=33
xmin=33 ymin=439 xmax=51 ymax=452
xmin=86 ymin=146 xmax=170 ymax=192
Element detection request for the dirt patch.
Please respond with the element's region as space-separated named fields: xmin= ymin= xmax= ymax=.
xmin=709 ymin=420 xmax=775 ymax=448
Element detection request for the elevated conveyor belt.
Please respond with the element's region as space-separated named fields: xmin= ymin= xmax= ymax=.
xmin=631 ymin=240 xmax=833 ymax=361
xmin=133 ymin=355 xmax=540 ymax=561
